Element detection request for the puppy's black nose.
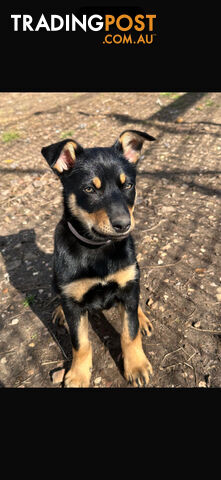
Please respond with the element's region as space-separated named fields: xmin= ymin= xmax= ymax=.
xmin=112 ymin=216 xmax=131 ymax=233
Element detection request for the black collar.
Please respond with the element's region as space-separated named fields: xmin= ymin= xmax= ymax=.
xmin=67 ymin=221 xmax=111 ymax=246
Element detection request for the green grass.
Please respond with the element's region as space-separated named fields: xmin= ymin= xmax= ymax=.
xmin=2 ymin=131 xmax=20 ymax=143
xmin=160 ymin=93 xmax=181 ymax=99
xmin=60 ymin=130 xmax=74 ymax=139
xmin=23 ymin=295 xmax=35 ymax=307
xmin=205 ymin=100 xmax=215 ymax=107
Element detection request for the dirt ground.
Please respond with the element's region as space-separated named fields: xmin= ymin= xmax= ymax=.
xmin=0 ymin=91 xmax=221 ymax=388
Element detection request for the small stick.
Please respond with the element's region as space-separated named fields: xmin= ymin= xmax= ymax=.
xmin=44 ymin=295 xmax=59 ymax=307
xmin=160 ymin=361 xmax=193 ymax=371
xmin=41 ymin=360 xmax=62 ymax=366
xmin=48 ymin=328 xmax=70 ymax=360
xmin=189 ymin=326 xmax=221 ymax=335
xmin=187 ymin=352 xmax=197 ymax=362
xmin=161 ymin=347 xmax=184 ymax=365
xmin=0 ymin=348 xmax=16 ymax=356
xmin=141 ymin=219 xmax=166 ymax=232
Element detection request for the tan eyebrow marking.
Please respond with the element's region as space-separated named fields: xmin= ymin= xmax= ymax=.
xmin=120 ymin=173 xmax=126 ymax=184
xmin=92 ymin=176 xmax=102 ymax=189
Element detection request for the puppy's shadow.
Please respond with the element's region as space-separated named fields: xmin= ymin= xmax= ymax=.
xmin=0 ymin=228 xmax=70 ymax=357
xmin=0 ymin=228 xmax=124 ymax=381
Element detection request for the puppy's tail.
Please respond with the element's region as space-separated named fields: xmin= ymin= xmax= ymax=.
xmin=52 ymin=304 xmax=65 ymax=326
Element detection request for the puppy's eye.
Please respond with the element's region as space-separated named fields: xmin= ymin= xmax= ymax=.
xmin=84 ymin=186 xmax=95 ymax=194
xmin=123 ymin=183 xmax=133 ymax=190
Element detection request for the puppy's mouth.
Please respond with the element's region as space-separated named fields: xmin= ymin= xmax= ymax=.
xmin=92 ymin=226 xmax=132 ymax=241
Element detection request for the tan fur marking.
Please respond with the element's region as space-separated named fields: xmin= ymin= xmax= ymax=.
xmin=68 ymin=193 xmax=115 ymax=234
xmin=62 ymin=263 xmax=137 ymax=302
xmin=120 ymin=173 xmax=126 ymax=184
xmin=64 ymin=312 xmax=92 ymax=388
xmin=92 ymin=176 xmax=102 ymax=189
xmin=120 ymin=305 xmax=153 ymax=386
xmin=92 ymin=209 xmax=110 ymax=227
xmin=108 ymin=264 xmax=137 ymax=287
xmin=63 ymin=278 xmax=99 ymax=302
xmin=68 ymin=193 xmax=136 ymax=236
xmin=65 ymin=141 xmax=77 ymax=156
xmin=128 ymin=205 xmax=135 ymax=230
xmin=53 ymin=162 xmax=63 ymax=173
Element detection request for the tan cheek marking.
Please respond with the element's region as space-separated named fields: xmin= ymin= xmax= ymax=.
xmin=93 ymin=209 xmax=110 ymax=228
xmin=120 ymin=173 xmax=126 ymax=184
xmin=69 ymin=193 xmax=90 ymax=225
xmin=62 ymin=264 xmax=138 ymax=302
xmin=69 ymin=193 xmax=96 ymax=228
xmin=92 ymin=176 xmax=102 ymax=189
xmin=78 ymin=207 xmax=111 ymax=230
xmin=68 ymin=194 xmax=111 ymax=230
xmin=82 ymin=207 xmax=112 ymax=232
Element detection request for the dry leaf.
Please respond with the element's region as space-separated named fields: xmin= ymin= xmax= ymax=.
xmin=195 ymin=268 xmax=206 ymax=274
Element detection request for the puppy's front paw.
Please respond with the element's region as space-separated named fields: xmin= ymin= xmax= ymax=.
xmin=124 ymin=351 xmax=153 ymax=387
xmin=64 ymin=344 xmax=92 ymax=388
xmin=64 ymin=367 xmax=91 ymax=388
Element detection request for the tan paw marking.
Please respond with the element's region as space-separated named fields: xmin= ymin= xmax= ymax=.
xmin=124 ymin=344 xmax=153 ymax=387
xmin=64 ymin=367 xmax=91 ymax=388
xmin=64 ymin=344 xmax=92 ymax=388
xmin=138 ymin=305 xmax=153 ymax=337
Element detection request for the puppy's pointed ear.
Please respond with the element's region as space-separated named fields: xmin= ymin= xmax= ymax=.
xmin=41 ymin=139 xmax=83 ymax=173
xmin=114 ymin=129 xmax=156 ymax=165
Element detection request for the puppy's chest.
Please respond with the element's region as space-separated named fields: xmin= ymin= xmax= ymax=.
xmin=61 ymin=263 xmax=137 ymax=303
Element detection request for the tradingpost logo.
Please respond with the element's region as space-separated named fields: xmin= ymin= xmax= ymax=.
xmin=103 ymin=13 xmax=156 ymax=44
xmin=10 ymin=12 xmax=157 ymax=45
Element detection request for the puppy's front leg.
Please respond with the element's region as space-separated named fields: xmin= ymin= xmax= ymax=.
xmin=61 ymin=297 xmax=92 ymax=388
xmin=120 ymin=288 xmax=153 ymax=387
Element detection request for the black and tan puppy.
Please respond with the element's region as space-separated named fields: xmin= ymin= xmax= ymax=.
xmin=41 ymin=129 xmax=156 ymax=387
